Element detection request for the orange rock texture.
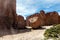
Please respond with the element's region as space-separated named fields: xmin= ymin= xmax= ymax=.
xmin=26 ymin=10 xmax=46 ymax=28
xmin=26 ymin=11 xmax=59 ymax=28
xmin=0 ymin=0 xmax=17 ymax=29
xmin=45 ymin=11 xmax=59 ymax=25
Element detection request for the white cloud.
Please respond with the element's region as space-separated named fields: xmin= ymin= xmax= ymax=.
xmin=16 ymin=3 xmax=37 ymax=19
xmin=43 ymin=0 xmax=60 ymax=3
xmin=16 ymin=0 xmax=37 ymax=18
xmin=16 ymin=0 xmax=60 ymax=19
xmin=16 ymin=5 xmax=37 ymax=15
xmin=58 ymin=12 xmax=60 ymax=15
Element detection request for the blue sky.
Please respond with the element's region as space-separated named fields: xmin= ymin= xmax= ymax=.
xmin=16 ymin=0 xmax=60 ymax=19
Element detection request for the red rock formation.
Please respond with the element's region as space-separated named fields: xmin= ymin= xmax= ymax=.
xmin=26 ymin=10 xmax=46 ymax=28
xmin=26 ymin=10 xmax=59 ymax=28
xmin=17 ymin=15 xmax=26 ymax=29
xmin=45 ymin=11 xmax=59 ymax=25
xmin=0 ymin=0 xmax=16 ymax=29
xmin=39 ymin=10 xmax=46 ymax=25
xmin=58 ymin=16 xmax=60 ymax=24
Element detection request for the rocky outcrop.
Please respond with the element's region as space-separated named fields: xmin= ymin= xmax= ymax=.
xmin=26 ymin=10 xmax=59 ymax=28
xmin=58 ymin=16 xmax=60 ymax=24
xmin=26 ymin=10 xmax=46 ymax=28
xmin=0 ymin=0 xmax=60 ymax=30
xmin=0 ymin=0 xmax=18 ymax=37
xmin=39 ymin=10 xmax=46 ymax=26
xmin=45 ymin=11 xmax=59 ymax=25
xmin=0 ymin=0 xmax=16 ymax=29
xmin=0 ymin=0 xmax=27 ymax=30
xmin=26 ymin=13 xmax=40 ymax=28
xmin=17 ymin=15 xmax=26 ymax=29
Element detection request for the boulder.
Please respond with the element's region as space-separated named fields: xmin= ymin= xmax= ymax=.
xmin=45 ymin=11 xmax=59 ymax=25
xmin=26 ymin=10 xmax=46 ymax=28
xmin=17 ymin=15 xmax=26 ymax=29
xmin=58 ymin=16 xmax=60 ymax=24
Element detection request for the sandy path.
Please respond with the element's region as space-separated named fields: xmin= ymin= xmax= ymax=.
xmin=0 ymin=26 xmax=53 ymax=40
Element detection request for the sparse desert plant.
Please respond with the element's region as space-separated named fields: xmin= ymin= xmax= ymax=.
xmin=44 ymin=24 xmax=60 ymax=39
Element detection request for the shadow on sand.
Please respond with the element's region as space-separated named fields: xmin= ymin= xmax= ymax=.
xmin=0 ymin=27 xmax=46 ymax=37
xmin=0 ymin=28 xmax=31 ymax=37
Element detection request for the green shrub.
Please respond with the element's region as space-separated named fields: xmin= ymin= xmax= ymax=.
xmin=44 ymin=24 xmax=60 ymax=39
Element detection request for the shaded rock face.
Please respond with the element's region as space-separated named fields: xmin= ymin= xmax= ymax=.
xmin=0 ymin=0 xmax=16 ymax=29
xmin=45 ymin=11 xmax=59 ymax=25
xmin=58 ymin=16 xmax=60 ymax=24
xmin=17 ymin=15 xmax=26 ymax=29
xmin=26 ymin=10 xmax=46 ymax=28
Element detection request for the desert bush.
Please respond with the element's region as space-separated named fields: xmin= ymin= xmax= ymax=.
xmin=44 ymin=24 xmax=60 ymax=39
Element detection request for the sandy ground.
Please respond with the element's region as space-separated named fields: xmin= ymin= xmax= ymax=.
xmin=0 ymin=26 xmax=53 ymax=40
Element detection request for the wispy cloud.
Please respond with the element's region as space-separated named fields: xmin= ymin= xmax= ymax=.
xmin=16 ymin=0 xmax=60 ymax=19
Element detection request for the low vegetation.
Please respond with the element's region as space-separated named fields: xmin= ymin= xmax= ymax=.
xmin=44 ymin=24 xmax=60 ymax=39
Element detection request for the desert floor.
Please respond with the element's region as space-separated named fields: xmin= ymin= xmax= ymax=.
xmin=0 ymin=26 xmax=53 ymax=40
